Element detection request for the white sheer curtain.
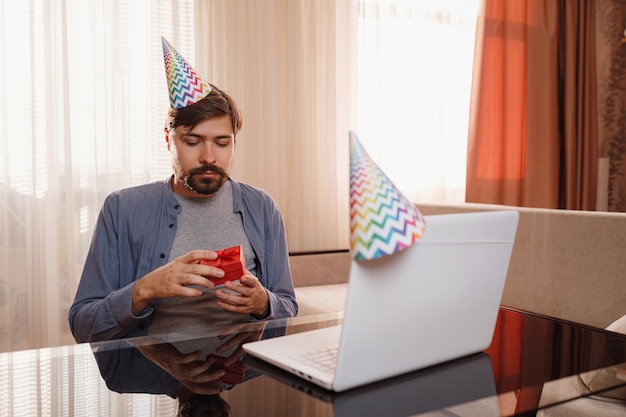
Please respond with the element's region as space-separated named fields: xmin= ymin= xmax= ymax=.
xmin=356 ymin=0 xmax=480 ymax=205
xmin=0 ymin=0 xmax=479 ymax=353
xmin=0 ymin=0 xmax=195 ymax=352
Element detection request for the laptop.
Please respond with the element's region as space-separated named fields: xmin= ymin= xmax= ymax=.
xmin=243 ymin=209 xmax=519 ymax=392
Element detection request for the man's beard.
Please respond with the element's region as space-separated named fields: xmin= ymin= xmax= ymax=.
xmin=179 ymin=164 xmax=228 ymax=195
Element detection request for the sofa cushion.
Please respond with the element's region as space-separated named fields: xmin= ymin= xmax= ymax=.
xmin=294 ymin=284 xmax=348 ymax=316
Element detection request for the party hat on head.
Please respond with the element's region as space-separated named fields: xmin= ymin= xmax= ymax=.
xmin=162 ymin=37 xmax=212 ymax=109
xmin=349 ymin=131 xmax=426 ymax=261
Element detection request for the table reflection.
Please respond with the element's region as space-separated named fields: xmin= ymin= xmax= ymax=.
xmin=92 ymin=322 xmax=286 ymax=416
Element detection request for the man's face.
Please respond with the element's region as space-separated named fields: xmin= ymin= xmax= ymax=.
xmin=166 ymin=115 xmax=235 ymax=197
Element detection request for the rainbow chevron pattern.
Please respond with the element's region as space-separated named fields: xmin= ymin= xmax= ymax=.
xmin=350 ymin=132 xmax=426 ymax=260
xmin=162 ymin=37 xmax=212 ymax=109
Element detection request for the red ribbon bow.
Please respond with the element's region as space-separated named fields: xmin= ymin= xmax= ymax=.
xmin=213 ymin=246 xmax=242 ymax=268
xmin=201 ymin=245 xmax=245 ymax=285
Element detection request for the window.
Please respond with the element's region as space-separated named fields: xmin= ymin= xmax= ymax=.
xmin=356 ymin=0 xmax=481 ymax=204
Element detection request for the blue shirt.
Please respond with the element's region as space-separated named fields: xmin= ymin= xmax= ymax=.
xmin=69 ymin=177 xmax=298 ymax=343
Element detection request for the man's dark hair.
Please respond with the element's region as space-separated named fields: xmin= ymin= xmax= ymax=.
xmin=166 ymin=84 xmax=243 ymax=134
xmin=177 ymin=394 xmax=232 ymax=417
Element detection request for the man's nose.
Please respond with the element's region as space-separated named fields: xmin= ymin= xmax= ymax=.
xmin=199 ymin=144 xmax=216 ymax=164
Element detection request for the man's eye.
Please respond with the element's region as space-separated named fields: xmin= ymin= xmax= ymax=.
xmin=185 ymin=141 xmax=200 ymax=146
xmin=215 ymin=142 xmax=229 ymax=147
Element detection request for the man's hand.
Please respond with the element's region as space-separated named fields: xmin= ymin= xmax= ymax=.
xmin=136 ymin=322 xmax=266 ymax=395
xmin=214 ymin=321 xmax=266 ymax=360
xmin=136 ymin=341 xmax=225 ymax=395
xmin=132 ymin=250 xmax=225 ymax=315
xmin=215 ymin=271 xmax=270 ymax=318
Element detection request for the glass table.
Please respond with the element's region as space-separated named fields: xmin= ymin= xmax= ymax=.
xmin=1 ymin=306 xmax=625 ymax=416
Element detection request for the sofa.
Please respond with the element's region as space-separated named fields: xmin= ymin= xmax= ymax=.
xmin=292 ymin=202 xmax=626 ymax=331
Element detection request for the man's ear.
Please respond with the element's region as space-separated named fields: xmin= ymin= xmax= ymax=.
xmin=164 ymin=127 xmax=171 ymax=151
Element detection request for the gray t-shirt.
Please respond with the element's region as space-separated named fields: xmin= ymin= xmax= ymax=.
xmin=148 ymin=180 xmax=257 ymax=335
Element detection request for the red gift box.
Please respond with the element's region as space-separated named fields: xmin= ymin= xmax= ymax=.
xmin=200 ymin=245 xmax=245 ymax=286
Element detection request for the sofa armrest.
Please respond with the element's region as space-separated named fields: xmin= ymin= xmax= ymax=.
xmin=289 ymin=250 xmax=351 ymax=287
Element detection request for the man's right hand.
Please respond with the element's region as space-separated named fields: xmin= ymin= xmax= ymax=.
xmin=131 ymin=250 xmax=225 ymax=316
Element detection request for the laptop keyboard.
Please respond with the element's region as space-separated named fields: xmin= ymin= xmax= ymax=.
xmin=292 ymin=346 xmax=339 ymax=373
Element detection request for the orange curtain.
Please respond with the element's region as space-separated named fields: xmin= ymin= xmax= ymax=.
xmin=466 ymin=0 xmax=598 ymax=210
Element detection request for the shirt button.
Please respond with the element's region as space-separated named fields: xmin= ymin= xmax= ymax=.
xmin=159 ymin=253 xmax=165 ymax=259
xmin=169 ymin=224 xmax=174 ymax=229
xmin=174 ymin=204 xmax=180 ymax=210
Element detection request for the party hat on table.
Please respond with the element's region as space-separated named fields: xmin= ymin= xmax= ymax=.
xmin=349 ymin=132 xmax=426 ymax=261
xmin=162 ymin=37 xmax=212 ymax=109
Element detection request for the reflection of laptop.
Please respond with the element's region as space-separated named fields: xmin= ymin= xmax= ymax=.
xmin=244 ymin=353 xmax=500 ymax=416
xmin=243 ymin=210 xmax=519 ymax=392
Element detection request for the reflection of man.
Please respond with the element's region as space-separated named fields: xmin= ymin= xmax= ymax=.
xmin=93 ymin=322 xmax=280 ymax=416
xmin=68 ymin=38 xmax=297 ymax=343
xmin=137 ymin=322 xmax=267 ymax=395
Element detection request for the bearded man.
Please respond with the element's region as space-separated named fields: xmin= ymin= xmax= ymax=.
xmin=69 ymin=38 xmax=297 ymax=342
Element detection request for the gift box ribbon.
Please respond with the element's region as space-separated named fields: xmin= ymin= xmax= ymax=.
xmin=212 ymin=246 xmax=243 ymax=270
xmin=201 ymin=245 xmax=245 ymax=285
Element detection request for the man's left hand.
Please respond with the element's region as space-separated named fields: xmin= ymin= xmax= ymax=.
xmin=215 ymin=272 xmax=269 ymax=318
